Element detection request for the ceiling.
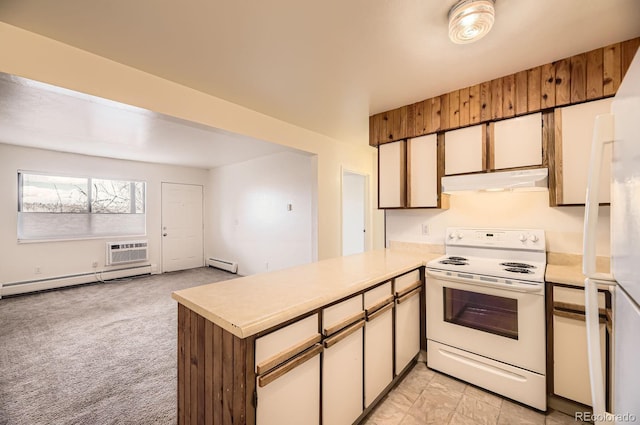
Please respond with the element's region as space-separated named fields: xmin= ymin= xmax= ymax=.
xmin=0 ymin=73 xmax=299 ymax=169
xmin=0 ymin=0 xmax=639 ymax=166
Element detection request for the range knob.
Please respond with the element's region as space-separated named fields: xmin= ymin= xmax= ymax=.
xmin=529 ymin=234 xmax=539 ymax=243
xmin=448 ymin=232 xmax=456 ymax=240
xmin=519 ymin=234 xmax=527 ymax=243
xmin=456 ymin=232 xmax=463 ymax=240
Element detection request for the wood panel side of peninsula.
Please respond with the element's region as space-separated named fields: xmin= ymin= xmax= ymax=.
xmin=177 ymin=304 xmax=256 ymax=425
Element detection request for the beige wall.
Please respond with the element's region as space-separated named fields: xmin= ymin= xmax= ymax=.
xmin=386 ymin=191 xmax=610 ymax=256
xmin=0 ymin=22 xmax=384 ymax=260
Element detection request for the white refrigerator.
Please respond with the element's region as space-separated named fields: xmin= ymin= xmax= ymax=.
xmin=583 ymin=49 xmax=640 ymax=425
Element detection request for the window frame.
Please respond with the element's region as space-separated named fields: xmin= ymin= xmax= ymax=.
xmin=17 ymin=170 xmax=147 ymax=242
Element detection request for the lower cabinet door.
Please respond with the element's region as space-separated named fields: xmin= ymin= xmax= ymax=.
xmin=364 ymin=305 xmax=393 ymax=407
xmin=256 ymin=345 xmax=322 ymax=425
xmin=322 ymin=324 xmax=364 ymax=425
xmin=553 ymin=312 xmax=606 ymax=406
xmin=395 ymin=288 xmax=421 ymax=373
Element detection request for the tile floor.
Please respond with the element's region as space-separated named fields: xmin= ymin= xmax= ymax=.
xmin=363 ymin=362 xmax=588 ymax=425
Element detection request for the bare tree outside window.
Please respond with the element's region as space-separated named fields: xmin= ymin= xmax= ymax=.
xmin=18 ymin=172 xmax=146 ymax=240
xmin=20 ymin=174 xmax=88 ymax=213
xmin=92 ymin=179 xmax=145 ymax=213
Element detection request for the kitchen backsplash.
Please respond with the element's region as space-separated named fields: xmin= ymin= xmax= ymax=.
xmin=386 ymin=190 xmax=610 ymax=256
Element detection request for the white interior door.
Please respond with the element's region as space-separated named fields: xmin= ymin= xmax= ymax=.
xmin=342 ymin=171 xmax=366 ymax=256
xmin=161 ymin=183 xmax=203 ymax=272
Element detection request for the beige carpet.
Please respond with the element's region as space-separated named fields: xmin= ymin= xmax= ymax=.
xmin=0 ymin=267 xmax=237 ymax=425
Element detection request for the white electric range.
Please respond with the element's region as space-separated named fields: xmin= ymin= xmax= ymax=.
xmin=426 ymin=227 xmax=547 ymax=411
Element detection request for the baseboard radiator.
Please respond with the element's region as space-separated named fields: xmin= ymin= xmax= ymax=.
xmin=208 ymin=258 xmax=238 ymax=274
xmin=1 ymin=265 xmax=152 ymax=297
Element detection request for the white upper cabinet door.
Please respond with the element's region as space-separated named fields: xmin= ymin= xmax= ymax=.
xmin=492 ymin=112 xmax=542 ymax=170
xmin=378 ymin=140 xmax=406 ymax=208
xmin=556 ymin=98 xmax=613 ymax=205
xmin=444 ymin=124 xmax=484 ymax=175
xmin=407 ymin=134 xmax=437 ymax=208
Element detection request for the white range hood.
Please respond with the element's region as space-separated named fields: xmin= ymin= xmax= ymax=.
xmin=441 ymin=168 xmax=548 ymax=193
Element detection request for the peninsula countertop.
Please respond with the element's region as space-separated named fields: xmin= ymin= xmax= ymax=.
xmin=172 ymin=249 xmax=441 ymax=339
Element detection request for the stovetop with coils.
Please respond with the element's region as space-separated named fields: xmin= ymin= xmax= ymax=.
xmin=427 ymin=227 xmax=547 ymax=284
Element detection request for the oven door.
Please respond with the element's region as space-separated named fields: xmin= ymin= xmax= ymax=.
xmin=426 ymin=269 xmax=546 ymax=374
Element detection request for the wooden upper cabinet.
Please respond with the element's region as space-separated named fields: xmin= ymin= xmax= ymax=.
xmin=369 ymin=37 xmax=639 ymax=147
xmin=554 ymin=98 xmax=613 ymax=205
xmin=407 ymin=135 xmax=438 ymax=208
xmin=444 ymin=124 xmax=485 ymax=175
xmin=490 ymin=112 xmax=543 ymax=170
xmin=378 ymin=140 xmax=406 ymax=208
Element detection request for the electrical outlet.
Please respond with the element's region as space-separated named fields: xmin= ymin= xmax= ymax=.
xmin=92 ymin=261 xmax=99 ymax=268
xmin=265 ymin=262 xmax=269 ymax=271
xmin=34 ymin=266 xmax=42 ymax=274
xmin=422 ymin=224 xmax=430 ymax=236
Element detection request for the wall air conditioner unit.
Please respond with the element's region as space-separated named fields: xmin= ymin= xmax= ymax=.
xmin=208 ymin=258 xmax=238 ymax=274
xmin=106 ymin=240 xmax=149 ymax=266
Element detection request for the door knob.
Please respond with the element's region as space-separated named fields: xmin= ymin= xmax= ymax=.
xmin=163 ymin=233 xmax=168 ymax=237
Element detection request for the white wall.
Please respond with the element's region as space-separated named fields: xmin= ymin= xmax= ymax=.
xmin=0 ymin=22 xmax=384 ymax=261
xmin=207 ymin=151 xmax=316 ymax=275
xmin=0 ymin=143 xmax=209 ymax=284
xmin=386 ymin=190 xmax=611 ymax=256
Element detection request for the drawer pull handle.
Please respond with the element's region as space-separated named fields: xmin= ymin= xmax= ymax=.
xmin=394 ymin=280 xmax=422 ymax=298
xmin=553 ymin=308 xmax=606 ymax=323
xmin=323 ymin=320 xmax=365 ymax=349
xmin=257 ymin=344 xmax=323 ymax=387
xmin=256 ymin=333 xmax=321 ymax=375
xmin=323 ymin=311 xmax=365 ymax=337
xmin=365 ymin=295 xmax=394 ymax=317
xmin=366 ymin=301 xmax=394 ymax=321
xmin=396 ymin=287 xmax=422 ymax=305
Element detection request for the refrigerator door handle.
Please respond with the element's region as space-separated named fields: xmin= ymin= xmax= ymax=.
xmin=582 ymin=113 xmax=615 ymax=281
xmin=583 ymin=113 xmax=616 ymax=424
xmin=584 ymin=278 xmax=615 ymax=425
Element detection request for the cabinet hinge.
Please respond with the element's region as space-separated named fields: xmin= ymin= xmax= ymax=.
xmin=253 ymin=390 xmax=258 ymax=408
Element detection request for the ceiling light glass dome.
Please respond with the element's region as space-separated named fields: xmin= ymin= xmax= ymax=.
xmin=448 ymin=0 xmax=495 ymax=44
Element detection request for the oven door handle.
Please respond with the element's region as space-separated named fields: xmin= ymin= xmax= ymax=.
xmin=426 ymin=270 xmax=543 ymax=294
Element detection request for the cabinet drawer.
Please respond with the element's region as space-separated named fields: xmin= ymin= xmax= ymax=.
xmin=255 ymin=313 xmax=320 ymax=374
xmin=322 ymin=295 xmax=364 ymax=337
xmin=364 ymin=281 xmax=393 ymax=310
xmin=394 ymin=269 xmax=421 ymax=296
xmin=553 ymin=286 xmax=605 ymax=309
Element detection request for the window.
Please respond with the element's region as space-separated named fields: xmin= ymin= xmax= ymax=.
xmin=20 ymin=174 xmax=89 ymax=213
xmin=90 ymin=178 xmax=145 ymax=214
xmin=18 ymin=172 xmax=146 ymax=241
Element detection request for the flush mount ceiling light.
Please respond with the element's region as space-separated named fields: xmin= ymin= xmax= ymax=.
xmin=448 ymin=0 xmax=495 ymax=44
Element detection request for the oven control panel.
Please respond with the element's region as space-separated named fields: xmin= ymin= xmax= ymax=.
xmin=445 ymin=227 xmax=545 ymax=250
